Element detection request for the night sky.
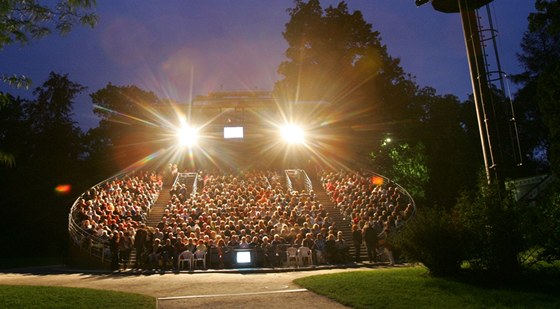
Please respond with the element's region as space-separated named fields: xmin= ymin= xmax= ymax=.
xmin=0 ymin=1 xmax=535 ymax=130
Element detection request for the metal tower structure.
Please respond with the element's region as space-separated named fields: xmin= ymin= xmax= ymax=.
xmin=415 ymin=0 xmax=522 ymax=187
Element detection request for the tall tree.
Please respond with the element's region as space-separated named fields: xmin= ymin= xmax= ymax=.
xmin=515 ymin=0 xmax=560 ymax=174
xmin=23 ymin=72 xmax=86 ymax=175
xmin=413 ymin=88 xmax=481 ymax=206
xmin=0 ymin=72 xmax=89 ymax=258
xmin=275 ymin=0 xmax=418 ymax=157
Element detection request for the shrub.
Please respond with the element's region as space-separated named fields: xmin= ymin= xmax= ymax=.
xmin=455 ymin=179 xmax=526 ymax=277
xmin=523 ymin=179 xmax=560 ymax=265
xmin=394 ymin=206 xmax=466 ymax=276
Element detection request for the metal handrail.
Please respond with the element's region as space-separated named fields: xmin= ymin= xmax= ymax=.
xmin=67 ymin=171 xmax=162 ymax=264
xmin=320 ymin=169 xmax=417 ymax=225
xmin=362 ymin=169 xmax=417 ymax=222
xmin=301 ymin=169 xmax=313 ymax=193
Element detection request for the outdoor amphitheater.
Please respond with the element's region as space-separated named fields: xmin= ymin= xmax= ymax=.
xmin=67 ymin=91 xmax=416 ymax=273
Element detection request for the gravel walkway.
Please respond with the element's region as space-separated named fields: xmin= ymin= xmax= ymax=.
xmin=0 ymin=265 xmax=399 ymax=308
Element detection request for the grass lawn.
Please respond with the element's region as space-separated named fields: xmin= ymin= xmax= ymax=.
xmin=0 ymin=285 xmax=155 ymax=309
xmin=294 ymin=266 xmax=560 ymax=309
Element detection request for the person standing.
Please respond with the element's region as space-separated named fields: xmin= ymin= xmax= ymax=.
xmin=109 ymin=231 xmax=120 ymax=271
xmin=378 ymin=226 xmax=395 ymax=266
xmin=363 ymin=223 xmax=378 ymax=263
xmin=118 ymin=231 xmax=133 ymax=270
xmin=352 ymin=224 xmax=363 ymax=263
xmin=134 ymin=224 xmax=147 ymax=269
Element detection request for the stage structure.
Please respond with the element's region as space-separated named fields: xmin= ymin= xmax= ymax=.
xmin=415 ymin=0 xmax=522 ymax=189
xmin=158 ymin=91 xmax=341 ymax=169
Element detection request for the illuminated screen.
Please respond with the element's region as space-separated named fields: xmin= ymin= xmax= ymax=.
xmin=224 ymin=126 xmax=244 ymax=139
xmin=236 ymin=251 xmax=251 ymax=264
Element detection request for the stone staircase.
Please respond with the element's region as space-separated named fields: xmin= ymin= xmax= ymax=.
xmin=308 ymin=173 xmax=369 ymax=262
xmin=145 ymin=183 xmax=172 ymax=228
xmin=124 ymin=182 xmax=171 ymax=269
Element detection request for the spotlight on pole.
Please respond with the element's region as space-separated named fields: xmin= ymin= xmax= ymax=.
xmin=177 ymin=126 xmax=199 ymax=147
xmin=280 ymin=124 xmax=305 ymax=144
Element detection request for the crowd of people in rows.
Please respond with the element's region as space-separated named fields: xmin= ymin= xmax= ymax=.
xmin=71 ymin=167 xmax=414 ymax=271
xmin=129 ymin=169 xmax=352 ymax=271
xmin=321 ymin=170 xmax=414 ymax=265
xmin=71 ymin=170 xmax=163 ymax=254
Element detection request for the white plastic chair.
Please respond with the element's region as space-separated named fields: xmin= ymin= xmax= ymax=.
xmin=298 ymin=246 xmax=313 ymax=266
xmin=194 ymin=250 xmax=207 ymax=269
xmin=178 ymin=250 xmax=193 ymax=271
xmin=286 ymin=247 xmax=299 ymax=267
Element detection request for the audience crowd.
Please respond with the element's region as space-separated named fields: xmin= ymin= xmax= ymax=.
xmin=70 ymin=170 xmax=163 ymax=268
xmin=135 ymin=169 xmax=348 ymax=270
xmin=71 ymin=167 xmax=414 ymax=271
xmin=322 ymin=170 xmax=413 ymax=231
xmin=321 ymin=170 xmax=414 ymax=264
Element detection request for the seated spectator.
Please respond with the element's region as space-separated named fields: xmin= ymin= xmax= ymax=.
xmin=161 ymin=238 xmax=175 ymax=270
xmin=314 ymin=233 xmax=326 ymax=264
xmin=325 ymin=233 xmax=337 ymax=264
xmin=148 ymin=239 xmax=162 ymax=269
xmin=195 ymin=239 xmax=207 ymax=254
xmin=335 ymin=231 xmax=350 ymax=263
xmin=238 ymin=236 xmax=250 ymax=249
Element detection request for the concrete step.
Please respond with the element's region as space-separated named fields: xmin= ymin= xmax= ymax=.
xmin=309 ymin=172 xmax=374 ymax=261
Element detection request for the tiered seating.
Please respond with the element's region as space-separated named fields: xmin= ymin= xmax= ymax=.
xmin=321 ymin=170 xmax=414 ymax=232
xmin=69 ymin=167 xmax=415 ymax=270
xmin=141 ymin=169 xmax=340 ymax=269
xmin=68 ymin=170 xmax=163 ymax=267
xmin=321 ymin=170 xmax=415 ymax=264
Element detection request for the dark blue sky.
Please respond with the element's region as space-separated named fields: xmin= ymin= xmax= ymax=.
xmin=1 ymin=1 xmax=535 ymax=129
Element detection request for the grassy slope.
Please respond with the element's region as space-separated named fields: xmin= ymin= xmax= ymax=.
xmin=0 ymin=285 xmax=155 ymax=309
xmin=294 ymin=267 xmax=560 ymax=309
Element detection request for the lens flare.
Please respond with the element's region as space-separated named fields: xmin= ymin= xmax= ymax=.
xmin=371 ymin=176 xmax=384 ymax=186
xmin=55 ymin=184 xmax=72 ymax=195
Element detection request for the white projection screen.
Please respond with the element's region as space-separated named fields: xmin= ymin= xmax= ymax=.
xmin=224 ymin=126 xmax=244 ymax=139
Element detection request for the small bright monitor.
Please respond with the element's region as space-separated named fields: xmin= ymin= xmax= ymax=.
xmin=236 ymin=250 xmax=251 ymax=264
xmin=224 ymin=126 xmax=244 ymax=139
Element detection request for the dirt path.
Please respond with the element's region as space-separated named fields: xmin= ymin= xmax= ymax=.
xmin=0 ymin=266 xmax=389 ymax=308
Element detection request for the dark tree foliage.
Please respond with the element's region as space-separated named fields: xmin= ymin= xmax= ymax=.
xmin=525 ymin=179 xmax=560 ymax=264
xmin=0 ymin=0 xmax=98 ymax=166
xmin=275 ymin=0 xmax=418 ymax=155
xmin=394 ymin=206 xmax=467 ymax=276
xmin=397 ymin=177 xmax=530 ymax=278
xmin=0 ymin=73 xmax=92 ymax=259
xmin=455 ymin=178 xmax=527 ymax=277
xmin=278 ymin=1 xmax=484 ymax=208
xmin=513 ymin=1 xmax=560 ymax=264
xmin=0 ymin=0 xmax=98 ymax=49
xmin=412 ymin=88 xmax=480 ymax=207
xmin=0 ymin=94 xmax=25 ymax=166
xmin=515 ymin=0 xmax=560 ymax=174
xmin=90 ymin=84 xmax=164 ymax=169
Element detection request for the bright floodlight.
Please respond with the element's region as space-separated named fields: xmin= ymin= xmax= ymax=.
xmin=280 ymin=124 xmax=305 ymax=144
xmin=177 ymin=126 xmax=199 ymax=147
